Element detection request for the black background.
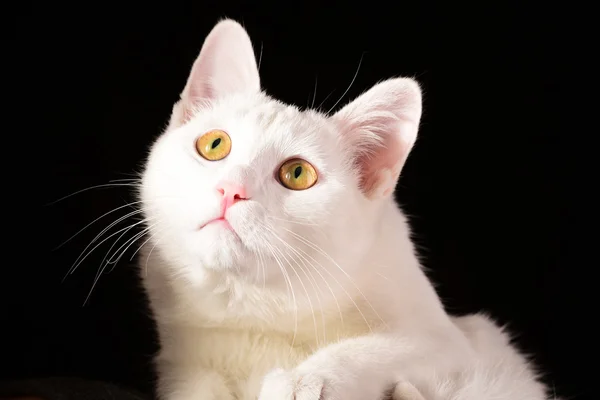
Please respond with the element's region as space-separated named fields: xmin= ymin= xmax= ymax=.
xmin=5 ymin=2 xmax=589 ymax=400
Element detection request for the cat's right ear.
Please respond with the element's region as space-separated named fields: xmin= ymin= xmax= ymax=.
xmin=170 ymin=19 xmax=261 ymax=127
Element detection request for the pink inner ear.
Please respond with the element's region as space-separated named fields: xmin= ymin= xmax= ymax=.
xmin=359 ymin=131 xmax=403 ymax=195
xmin=187 ymin=73 xmax=215 ymax=107
xmin=331 ymin=78 xmax=422 ymax=199
xmin=341 ymin=117 xmax=413 ymax=197
xmin=173 ymin=20 xmax=260 ymax=125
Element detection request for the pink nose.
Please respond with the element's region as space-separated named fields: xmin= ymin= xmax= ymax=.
xmin=216 ymin=181 xmax=249 ymax=211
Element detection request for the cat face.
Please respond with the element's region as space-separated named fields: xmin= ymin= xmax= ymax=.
xmin=140 ymin=20 xmax=422 ymax=291
xmin=142 ymin=94 xmax=356 ymax=284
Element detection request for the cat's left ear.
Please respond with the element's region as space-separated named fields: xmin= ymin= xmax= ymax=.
xmin=331 ymin=78 xmax=422 ymax=200
xmin=171 ymin=19 xmax=260 ymax=126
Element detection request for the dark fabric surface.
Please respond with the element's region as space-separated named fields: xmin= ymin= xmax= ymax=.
xmin=0 ymin=377 xmax=149 ymax=400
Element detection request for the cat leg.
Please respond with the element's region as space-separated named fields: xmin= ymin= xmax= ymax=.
xmin=388 ymin=314 xmax=550 ymax=400
xmin=257 ymin=332 xmax=468 ymax=400
xmin=448 ymin=314 xmax=549 ymax=400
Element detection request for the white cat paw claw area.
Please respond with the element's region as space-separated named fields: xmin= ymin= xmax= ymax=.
xmin=257 ymin=369 xmax=424 ymax=400
xmin=258 ymin=369 xmax=325 ymax=400
xmin=392 ymin=382 xmax=426 ymax=400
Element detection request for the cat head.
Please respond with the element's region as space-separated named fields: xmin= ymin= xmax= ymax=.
xmin=140 ymin=19 xmax=422 ymax=293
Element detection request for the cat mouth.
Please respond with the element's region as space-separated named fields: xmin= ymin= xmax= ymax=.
xmin=200 ymin=217 xmax=231 ymax=230
xmin=198 ymin=216 xmax=243 ymax=243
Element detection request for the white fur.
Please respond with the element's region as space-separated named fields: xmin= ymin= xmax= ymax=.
xmin=137 ymin=19 xmax=553 ymax=400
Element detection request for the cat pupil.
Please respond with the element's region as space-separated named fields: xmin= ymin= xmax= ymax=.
xmin=211 ymin=138 xmax=221 ymax=149
xmin=294 ymin=166 xmax=302 ymax=179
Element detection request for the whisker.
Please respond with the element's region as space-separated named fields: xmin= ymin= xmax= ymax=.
xmin=286 ymin=234 xmax=364 ymax=332
xmin=375 ymin=271 xmax=394 ymax=283
xmin=258 ymin=245 xmax=267 ymax=290
xmin=269 ymin=233 xmax=320 ymax=348
xmin=104 ymin=223 xmax=155 ymax=271
xmin=45 ymin=183 xmax=137 ymax=206
xmin=99 ymin=225 xmax=145 ymax=270
xmin=108 ymin=178 xmax=141 ymax=183
xmin=143 ymin=230 xmax=166 ymax=278
xmin=253 ymin=209 xmax=344 ymax=337
xmin=316 ymin=89 xmax=336 ymax=112
xmin=326 ymin=52 xmax=365 ymax=115
xmin=250 ymin=210 xmax=341 ymax=344
xmin=253 ymin=234 xmax=268 ymax=289
xmin=53 ymin=201 xmax=146 ymax=250
xmin=310 ymin=75 xmax=318 ymax=109
xmin=265 ymin=214 xmax=327 ymax=241
xmin=65 ymin=209 xmax=146 ymax=276
xmin=262 ymin=239 xmax=298 ymax=353
xmin=266 ymin=215 xmax=319 ymax=227
xmin=85 ymin=225 xmax=153 ymax=306
xmin=283 ymin=227 xmax=385 ymax=331
xmin=65 ymin=219 xmax=149 ymax=280
xmin=129 ymin=225 xmax=162 ymax=263
xmin=263 ymin=224 xmax=326 ymax=346
xmin=257 ymin=42 xmax=264 ymax=71
xmin=88 ymin=208 xmax=147 ymax=246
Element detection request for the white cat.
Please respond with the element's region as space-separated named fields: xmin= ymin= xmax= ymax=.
xmin=138 ymin=19 xmax=553 ymax=400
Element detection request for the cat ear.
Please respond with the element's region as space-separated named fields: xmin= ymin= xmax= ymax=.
xmin=331 ymin=78 xmax=422 ymax=200
xmin=171 ymin=19 xmax=260 ymax=126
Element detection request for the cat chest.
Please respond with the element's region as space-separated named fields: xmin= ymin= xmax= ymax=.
xmin=189 ymin=327 xmax=315 ymax=399
xmin=192 ymin=317 xmax=376 ymax=399
xmin=161 ymin=306 xmax=379 ymax=399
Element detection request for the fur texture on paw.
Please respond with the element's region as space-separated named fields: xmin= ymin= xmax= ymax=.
xmin=392 ymin=382 xmax=426 ymax=400
xmin=257 ymin=366 xmax=401 ymax=400
xmin=257 ymin=368 xmax=324 ymax=400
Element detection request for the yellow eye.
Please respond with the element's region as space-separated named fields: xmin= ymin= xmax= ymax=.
xmin=196 ymin=129 xmax=232 ymax=161
xmin=278 ymin=158 xmax=318 ymax=190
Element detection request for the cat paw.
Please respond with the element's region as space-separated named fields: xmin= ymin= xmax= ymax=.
xmin=392 ymin=382 xmax=426 ymax=400
xmin=257 ymin=368 xmax=324 ymax=400
xmin=257 ymin=366 xmax=389 ymax=400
